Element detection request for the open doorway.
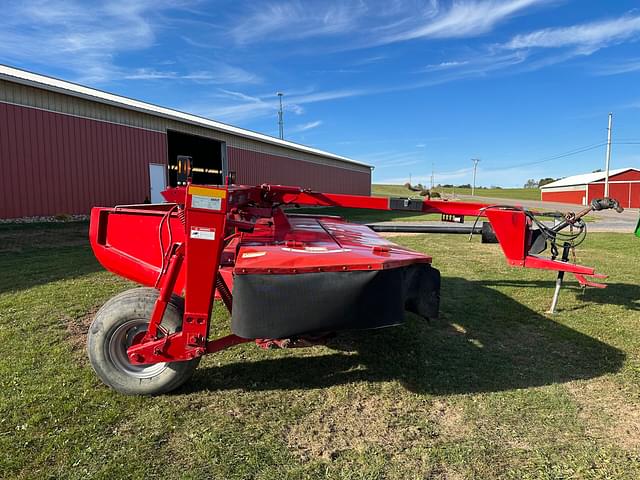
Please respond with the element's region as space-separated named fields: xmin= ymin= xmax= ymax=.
xmin=167 ymin=130 xmax=226 ymax=186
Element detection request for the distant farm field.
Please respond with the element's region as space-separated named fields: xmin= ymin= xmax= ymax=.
xmin=372 ymin=184 xmax=543 ymax=201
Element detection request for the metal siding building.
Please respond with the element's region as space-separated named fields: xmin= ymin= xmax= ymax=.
xmin=0 ymin=66 xmax=372 ymax=219
xmin=540 ymin=168 xmax=640 ymax=209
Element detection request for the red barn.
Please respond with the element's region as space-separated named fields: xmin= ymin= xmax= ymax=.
xmin=540 ymin=168 xmax=640 ymax=209
xmin=0 ymin=65 xmax=372 ymax=219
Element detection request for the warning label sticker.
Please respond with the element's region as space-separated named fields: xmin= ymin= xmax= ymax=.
xmin=190 ymin=227 xmax=216 ymax=240
xmin=191 ymin=195 xmax=222 ymax=211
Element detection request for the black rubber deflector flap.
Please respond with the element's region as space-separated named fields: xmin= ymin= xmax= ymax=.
xmin=231 ymin=263 xmax=440 ymax=339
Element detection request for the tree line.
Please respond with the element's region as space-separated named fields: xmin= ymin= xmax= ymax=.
xmin=523 ymin=178 xmax=557 ymax=189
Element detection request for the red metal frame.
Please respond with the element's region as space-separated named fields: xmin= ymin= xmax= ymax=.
xmin=89 ymin=183 xmax=608 ymax=366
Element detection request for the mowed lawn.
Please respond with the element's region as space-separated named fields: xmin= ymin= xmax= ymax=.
xmin=372 ymin=184 xmax=543 ymax=201
xmin=1 ymin=222 xmax=639 ymax=479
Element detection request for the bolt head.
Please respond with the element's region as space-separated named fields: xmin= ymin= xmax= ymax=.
xmin=129 ymin=353 xmax=144 ymax=363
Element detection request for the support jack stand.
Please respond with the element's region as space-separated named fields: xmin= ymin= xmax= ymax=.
xmin=546 ymin=242 xmax=571 ymax=314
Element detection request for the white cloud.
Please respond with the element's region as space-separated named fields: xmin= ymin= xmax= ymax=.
xmin=423 ymin=60 xmax=470 ymax=71
xmin=378 ymin=0 xmax=547 ymax=44
xmin=505 ymin=14 xmax=640 ymax=52
xmin=593 ymin=58 xmax=640 ymax=76
xmin=192 ymin=88 xmax=367 ymax=123
xmin=0 ymin=0 xmax=258 ymax=85
xmin=124 ymin=66 xmax=260 ymax=84
xmin=289 ymin=120 xmax=323 ymax=133
xmin=225 ymin=0 xmax=551 ymax=48
xmin=229 ymin=1 xmax=365 ymax=45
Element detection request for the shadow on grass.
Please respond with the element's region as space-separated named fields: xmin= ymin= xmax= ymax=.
xmin=0 ymin=245 xmax=102 ymax=294
xmin=185 ymin=277 xmax=626 ymax=395
xmin=478 ymin=280 xmax=640 ymax=312
xmin=0 ymin=222 xmax=103 ymax=294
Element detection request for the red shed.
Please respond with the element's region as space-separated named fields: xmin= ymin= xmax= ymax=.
xmin=540 ymin=168 xmax=640 ymax=209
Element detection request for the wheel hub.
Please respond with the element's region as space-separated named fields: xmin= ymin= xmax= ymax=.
xmin=108 ymin=320 xmax=168 ymax=378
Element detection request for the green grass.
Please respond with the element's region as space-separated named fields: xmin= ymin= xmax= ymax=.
xmin=1 ymin=223 xmax=640 ymax=479
xmin=373 ymin=184 xmax=543 ymax=201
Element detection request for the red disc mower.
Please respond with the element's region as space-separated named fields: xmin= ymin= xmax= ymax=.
xmin=87 ymin=182 xmax=623 ymax=395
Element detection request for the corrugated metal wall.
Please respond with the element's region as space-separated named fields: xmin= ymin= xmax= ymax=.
xmin=0 ymin=102 xmax=166 ymax=218
xmin=228 ymin=147 xmax=371 ymax=195
xmin=540 ymin=170 xmax=640 ymax=208
xmin=0 ymin=79 xmax=371 ymax=176
xmin=0 ymin=78 xmax=371 ymax=218
xmin=0 ymin=101 xmax=372 ymax=218
xmin=540 ymin=189 xmax=586 ymax=205
xmin=588 ymin=183 xmax=640 ymax=209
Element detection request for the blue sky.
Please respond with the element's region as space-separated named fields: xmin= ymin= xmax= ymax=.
xmin=1 ymin=0 xmax=640 ymax=187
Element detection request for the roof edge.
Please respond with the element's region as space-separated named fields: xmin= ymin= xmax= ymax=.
xmin=540 ymin=167 xmax=640 ymax=189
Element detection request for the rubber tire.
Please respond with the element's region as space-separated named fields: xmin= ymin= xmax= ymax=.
xmin=87 ymin=287 xmax=201 ymax=395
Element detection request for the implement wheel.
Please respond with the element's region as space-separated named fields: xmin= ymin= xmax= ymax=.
xmin=87 ymin=287 xmax=200 ymax=395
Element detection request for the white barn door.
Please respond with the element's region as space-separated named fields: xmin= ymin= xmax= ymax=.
xmin=149 ymin=163 xmax=167 ymax=203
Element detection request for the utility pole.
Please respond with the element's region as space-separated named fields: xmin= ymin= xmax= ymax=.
xmin=604 ymin=112 xmax=613 ymax=197
xmin=430 ymin=162 xmax=434 ymax=191
xmin=409 ymin=173 xmax=412 ymax=185
xmin=471 ymin=158 xmax=480 ymax=196
xmin=277 ymin=92 xmax=284 ymax=140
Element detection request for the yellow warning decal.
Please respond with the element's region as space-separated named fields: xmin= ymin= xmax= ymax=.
xmin=188 ymin=186 xmax=227 ymax=199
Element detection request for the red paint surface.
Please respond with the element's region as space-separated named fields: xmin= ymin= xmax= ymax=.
xmin=608 ymin=169 xmax=640 ymax=182
xmin=588 ymin=183 xmax=639 ymax=208
xmin=0 ymin=103 xmax=372 ymax=218
xmin=227 ymin=146 xmax=371 ymax=196
xmin=631 ymin=183 xmax=640 ymax=209
xmin=0 ymin=102 xmax=166 ymax=218
xmin=542 ymin=178 xmax=640 ymax=208
xmin=541 ymin=189 xmax=586 ymax=205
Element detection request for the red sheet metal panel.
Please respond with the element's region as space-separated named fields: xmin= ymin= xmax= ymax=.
xmin=541 ymin=189 xmax=586 ymax=205
xmin=227 ymin=146 xmax=371 ymax=196
xmin=631 ymin=183 xmax=640 ymax=209
xmin=0 ymin=103 xmax=371 ymax=218
xmin=609 ymin=170 xmax=640 ymax=182
xmin=0 ymin=103 xmax=167 ymax=218
xmin=588 ymin=182 xmax=639 ymax=209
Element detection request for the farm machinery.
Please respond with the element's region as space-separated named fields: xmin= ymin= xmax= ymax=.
xmin=87 ymin=180 xmax=623 ymax=395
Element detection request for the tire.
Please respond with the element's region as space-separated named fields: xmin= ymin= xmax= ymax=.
xmin=87 ymin=287 xmax=201 ymax=395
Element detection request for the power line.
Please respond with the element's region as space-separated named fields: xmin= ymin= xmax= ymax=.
xmin=483 ymin=142 xmax=607 ymax=170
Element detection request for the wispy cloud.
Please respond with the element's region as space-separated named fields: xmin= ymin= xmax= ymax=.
xmin=289 ymin=120 xmax=323 ymax=133
xmin=504 ymin=13 xmax=640 ymax=53
xmin=226 ymin=0 xmax=552 ymax=49
xmin=593 ymin=58 xmax=640 ymax=76
xmin=352 ymin=55 xmax=388 ymax=66
xmin=188 ymin=88 xmax=366 ymax=123
xmin=423 ymin=60 xmax=470 ymax=71
xmin=418 ymin=12 xmax=640 ymax=79
xmin=377 ymin=0 xmax=547 ymax=45
xmin=123 ymin=65 xmax=260 ymax=84
xmin=229 ymin=1 xmax=365 ymax=45
xmin=0 ymin=0 xmax=258 ymax=85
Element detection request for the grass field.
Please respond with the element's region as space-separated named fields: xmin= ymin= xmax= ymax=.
xmin=372 ymin=184 xmax=543 ymax=201
xmin=1 ymin=222 xmax=639 ymax=479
